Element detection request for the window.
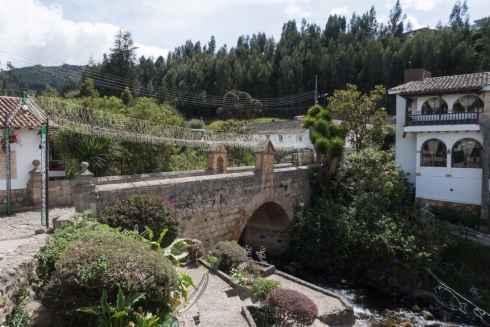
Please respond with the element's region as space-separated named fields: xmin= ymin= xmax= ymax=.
xmin=421 ymin=98 xmax=448 ymax=115
xmin=279 ymin=135 xmax=283 ymax=142
xmin=452 ymin=95 xmax=484 ymax=113
xmin=299 ymin=136 xmax=303 ymax=142
xmin=451 ymin=138 xmax=482 ymax=168
xmin=421 ymin=139 xmax=447 ymax=167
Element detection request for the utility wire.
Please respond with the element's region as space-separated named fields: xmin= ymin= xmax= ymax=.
xmin=0 ymin=45 xmax=316 ymax=110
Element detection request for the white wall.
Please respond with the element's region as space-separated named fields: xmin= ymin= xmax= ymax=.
xmin=415 ymin=131 xmax=483 ymax=205
xmin=395 ymin=94 xmax=417 ymax=184
xmin=253 ymin=132 xmax=314 ymax=150
xmin=0 ymin=128 xmax=41 ymax=191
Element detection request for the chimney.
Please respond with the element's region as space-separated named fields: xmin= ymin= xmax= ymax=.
xmin=404 ymin=68 xmax=432 ymax=84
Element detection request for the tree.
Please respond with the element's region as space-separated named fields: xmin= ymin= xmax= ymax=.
xmin=100 ymin=30 xmax=139 ymax=97
xmin=216 ymin=90 xmax=262 ymax=120
xmin=302 ymin=104 xmax=347 ymax=174
xmin=120 ymin=86 xmax=133 ymax=106
xmin=327 ymin=84 xmax=386 ymax=152
xmin=387 ymin=0 xmax=406 ymax=38
xmin=449 ymin=0 xmax=469 ymax=29
xmin=78 ymin=78 xmax=99 ymax=98
xmin=0 ymin=62 xmax=19 ymax=96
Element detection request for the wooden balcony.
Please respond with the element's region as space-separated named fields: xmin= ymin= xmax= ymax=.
xmin=406 ymin=112 xmax=479 ymax=126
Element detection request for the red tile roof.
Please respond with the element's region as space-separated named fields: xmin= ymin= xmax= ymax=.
xmin=0 ymin=96 xmax=45 ymax=128
xmin=389 ymin=72 xmax=490 ymax=95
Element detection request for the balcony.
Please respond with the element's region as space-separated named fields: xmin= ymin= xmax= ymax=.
xmin=48 ymin=160 xmax=66 ymax=179
xmin=404 ymin=112 xmax=481 ymax=133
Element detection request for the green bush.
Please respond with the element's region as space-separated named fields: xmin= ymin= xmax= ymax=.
xmin=430 ymin=206 xmax=481 ymax=227
xmin=42 ymin=232 xmax=178 ymax=325
xmin=37 ymin=219 xmax=120 ymax=281
xmin=250 ymin=279 xmax=281 ymax=303
xmin=208 ymin=241 xmax=247 ymax=272
xmin=189 ymin=118 xmax=205 ymax=129
xmin=98 ymin=194 xmax=180 ymax=247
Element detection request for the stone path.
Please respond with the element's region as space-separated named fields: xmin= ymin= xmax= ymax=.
xmin=0 ymin=207 xmax=75 ymax=241
xmin=178 ymin=262 xmax=252 ymax=327
xmin=179 ymin=262 xmax=356 ymax=327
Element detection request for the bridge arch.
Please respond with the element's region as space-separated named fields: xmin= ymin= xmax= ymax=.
xmin=236 ymin=192 xmax=294 ymax=256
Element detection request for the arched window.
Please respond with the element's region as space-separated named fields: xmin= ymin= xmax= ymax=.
xmin=451 ymin=138 xmax=482 ymax=168
xmin=452 ymin=95 xmax=484 ymax=113
xmin=422 ymin=98 xmax=448 ymax=115
xmin=421 ymin=139 xmax=447 ymax=167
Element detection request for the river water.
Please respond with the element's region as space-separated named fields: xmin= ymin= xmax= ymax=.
xmin=273 ymin=266 xmax=484 ymax=327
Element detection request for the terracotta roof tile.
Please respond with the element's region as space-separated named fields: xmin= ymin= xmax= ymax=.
xmin=0 ymin=96 xmax=45 ymax=128
xmin=389 ymin=72 xmax=490 ymax=95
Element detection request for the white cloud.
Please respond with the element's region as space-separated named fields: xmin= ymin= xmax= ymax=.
xmin=135 ymin=43 xmax=169 ymax=60
xmin=400 ymin=0 xmax=443 ymax=11
xmin=0 ymin=0 xmax=168 ymax=67
xmin=405 ymin=14 xmax=425 ymax=29
xmin=285 ymin=5 xmax=311 ymax=18
xmin=329 ymin=6 xmax=350 ymax=17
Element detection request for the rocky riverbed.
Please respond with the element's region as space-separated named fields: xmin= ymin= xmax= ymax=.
xmin=268 ymin=259 xmax=489 ymax=327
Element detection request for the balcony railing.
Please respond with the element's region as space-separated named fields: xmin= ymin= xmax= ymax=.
xmin=406 ymin=112 xmax=479 ymax=126
xmin=49 ymin=162 xmax=65 ymax=171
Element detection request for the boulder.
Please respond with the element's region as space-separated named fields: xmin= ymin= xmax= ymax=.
xmin=399 ymin=285 xmax=411 ymax=295
xmin=363 ymin=268 xmax=386 ymax=284
xmin=409 ymin=288 xmax=436 ymax=305
xmin=425 ymin=321 xmax=443 ymax=327
xmin=387 ymin=276 xmax=398 ymax=287
xmin=421 ymin=310 xmax=435 ymax=320
xmin=25 ymin=301 xmax=53 ymax=327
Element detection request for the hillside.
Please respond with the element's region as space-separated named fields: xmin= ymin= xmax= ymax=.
xmin=14 ymin=64 xmax=83 ymax=92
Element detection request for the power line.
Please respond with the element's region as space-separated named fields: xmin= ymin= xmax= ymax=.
xmin=0 ymin=45 xmax=316 ymax=110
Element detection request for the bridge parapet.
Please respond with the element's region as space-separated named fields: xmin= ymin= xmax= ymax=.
xmin=74 ymin=143 xmax=319 ymax=250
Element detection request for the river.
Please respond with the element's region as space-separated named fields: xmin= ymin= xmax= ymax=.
xmin=271 ymin=264 xmax=485 ymax=327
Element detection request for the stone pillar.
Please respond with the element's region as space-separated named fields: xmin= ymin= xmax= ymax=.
xmin=74 ymin=162 xmax=96 ymax=213
xmin=207 ymin=144 xmax=227 ymax=174
xmin=26 ymin=160 xmax=42 ymax=206
xmin=481 ymin=91 xmax=490 ymax=221
xmin=254 ymin=140 xmax=275 ymax=175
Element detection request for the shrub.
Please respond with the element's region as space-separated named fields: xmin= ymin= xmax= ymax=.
xmin=189 ymin=118 xmax=205 ymax=129
xmin=42 ymin=232 xmax=178 ymax=325
xmin=430 ymin=206 xmax=478 ymax=227
xmin=37 ymin=219 xmax=120 ymax=281
xmin=208 ymin=241 xmax=247 ymax=272
xmin=267 ymin=289 xmax=318 ymax=326
xmin=250 ymin=279 xmax=281 ymax=303
xmin=98 ymin=194 xmax=180 ymax=247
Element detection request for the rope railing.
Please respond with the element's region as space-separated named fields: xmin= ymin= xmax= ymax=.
xmin=35 ymin=97 xmax=304 ymax=152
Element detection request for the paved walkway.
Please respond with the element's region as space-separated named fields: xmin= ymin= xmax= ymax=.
xmin=179 ymin=263 xmax=252 ymax=327
xmin=179 ymin=262 xmax=354 ymax=327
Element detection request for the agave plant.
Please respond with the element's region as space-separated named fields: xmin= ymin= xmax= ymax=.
xmin=53 ymin=129 xmax=123 ymax=177
xmin=130 ymin=227 xmax=189 ymax=266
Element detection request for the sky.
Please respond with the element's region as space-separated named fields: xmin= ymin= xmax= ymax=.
xmin=0 ymin=0 xmax=488 ymax=69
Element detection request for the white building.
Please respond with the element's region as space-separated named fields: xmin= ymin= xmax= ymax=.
xmin=253 ymin=120 xmax=314 ymax=151
xmin=0 ymin=96 xmax=65 ymax=211
xmin=389 ymin=70 xmax=490 ymax=216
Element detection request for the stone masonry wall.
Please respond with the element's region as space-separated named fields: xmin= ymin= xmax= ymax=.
xmin=90 ymin=164 xmax=318 ymax=250
xmin=0 ymin=236 xmax=45 ymax=326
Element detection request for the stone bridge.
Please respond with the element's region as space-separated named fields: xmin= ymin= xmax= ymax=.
xmin=75 ymin=141 xmax=319 ymax=254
